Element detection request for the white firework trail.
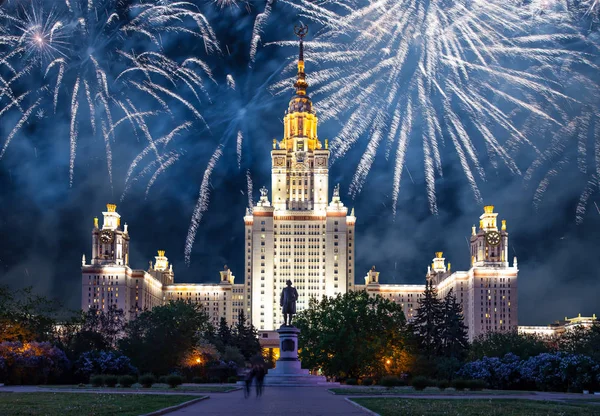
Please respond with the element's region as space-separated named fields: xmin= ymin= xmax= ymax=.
xmin=237 ymin=130 xmax=243 ymax=169
xmin=145 ymin=151 xmax=182 ymax=198
xmin=272 ymin=0 xmax=597 ymax=215
xmin=69 ymin=77 xmax=80 ymax=186
xmin=0 ymin=98 xmax=41 ymax=160
xmin=227 ymin=74 xmax=236 ymax=90
xmin=213 ymin=0 xmax=241 ymax=9
xmin=120 ymin=160 xmax=161 ymax=202
xmin=249 ymin=0 xmax=273 ymax=64
xmin=246 ymin=169 xmax=254 ymax=211
xmin=185 ymin=144 xmax=224 ymax=265
xmin=124 ymin=122 xmax=191 ymax=186
xmin=391 ymin=101 xmax=412 ymax=217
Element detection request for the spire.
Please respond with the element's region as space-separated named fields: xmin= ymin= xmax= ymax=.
xmin=293 ymin=23 xmax=309 ymax=96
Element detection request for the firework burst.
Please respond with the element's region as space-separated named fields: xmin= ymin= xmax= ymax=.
xmin=269 ymin=0 xmax=597 ymax=216
xmin=0 ymin=0 xmax=219 ymax=186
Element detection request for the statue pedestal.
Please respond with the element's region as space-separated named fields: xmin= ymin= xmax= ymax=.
xmin=263 ymin=325 xmax=334 ymax=386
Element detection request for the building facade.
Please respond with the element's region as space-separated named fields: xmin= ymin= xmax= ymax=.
xmin=81 ymin=204 xmax=249 ymax=326
xmin=519 ymin=314 xmax=597 ymax=337
xmin=354 ymin=204 xmax=518 ymax=341
xmin=81 ymin=38 xmax=519 ymax=342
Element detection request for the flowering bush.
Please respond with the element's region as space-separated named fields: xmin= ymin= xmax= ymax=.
xmin=459 ymin=352 xmax=600 ymax=392
xmin=521 ymin=352 xmax=599 ymax=392
xmin=0 ymin=341 xmax=70 ymax=385
xmin=75 ymin=351 xmax=137 ymax=378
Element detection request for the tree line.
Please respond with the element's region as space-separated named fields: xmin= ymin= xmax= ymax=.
xmin=0 ymin=285 xmax=261 ymax=385
xmin=294 ymin=281 xmax=600 ymax=392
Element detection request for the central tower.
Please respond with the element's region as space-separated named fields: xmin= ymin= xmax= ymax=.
xmin=271 ymin=27 xmax=329 ymax=212
xmin=245 ymin=27 xmax=356 ymax=331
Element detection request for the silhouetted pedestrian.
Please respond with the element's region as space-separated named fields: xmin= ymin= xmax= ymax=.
xmin=244 ymin=363 xmax=255 ymax=398
xmin=255 ymin=363 xmax=266 ymax=397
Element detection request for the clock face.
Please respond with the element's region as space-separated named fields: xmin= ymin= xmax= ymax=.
xmin=485 ymin=231 xmax=501 ymax=246
xmin=316 ymin=158 xmax=326 ymax=167
xmin=274 ymin=157 xmax=285 ymax=167
xmin=100 ymin=230 xmax=114 ymax=244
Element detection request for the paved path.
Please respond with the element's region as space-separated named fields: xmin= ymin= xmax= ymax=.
xmin=166 ymin=386 xmax=369 ymax=416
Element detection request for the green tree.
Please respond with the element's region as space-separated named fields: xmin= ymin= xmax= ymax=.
xmin=0 ymin=285 xmax=60 ymax=342
xmin=57 ymin=306 xmax=126 ymax=360
xmin=440 ymin=289 xmax=469 ymax=360
xmin=295 ymin=291 xmax=407 ymax=380
xmin=119 ymin=300 xmax=212 ymax=374
xmin=231 ymin=311 xmax=261 ymax=361
xmin=213 ymin=317 xmax=233 ymax=353
xmin=410 ymin=280 xmax=443 ymax=358
xmin=556 ymin=321 xmax=600 ymax=362
xmin=222 ymin=345 xmax=245 ymax=367
xmin=469 ymin=331 xmax=549 ymax=361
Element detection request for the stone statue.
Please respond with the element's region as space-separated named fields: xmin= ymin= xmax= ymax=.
xmin=280 ymin=280 xmax=299 ymax=326
xmin=260 ymin=186 xmax=268 ymax=198
xmin=333 ymin=183 xmax=340 ymax=198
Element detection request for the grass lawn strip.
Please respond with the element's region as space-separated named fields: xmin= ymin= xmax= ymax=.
xmin=38 ymin=384 xmax=238 ymax=392
xmin=330 ymin=386 xmax=533 ymax=396
xmin=0 ymin=392 xmax=200 ymax=416
xmin=351 ymin=398 xmax=600 ymax=416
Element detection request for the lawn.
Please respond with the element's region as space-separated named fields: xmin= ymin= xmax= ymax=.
xmin=38 ymin=383 xmax=238 ymax=392
xmin=0 ymin=392 xmax=202 ymax=416
xmin=351 ymin=398 xmax=600 ymax=416
xmin=331 ymin=386 xmax=533 ymax=395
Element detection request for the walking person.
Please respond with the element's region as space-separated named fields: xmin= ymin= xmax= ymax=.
xmin=255 ymin=363 xmax=266 ymax=397
xmin=244 ymin=363 xmax=255 ymax=398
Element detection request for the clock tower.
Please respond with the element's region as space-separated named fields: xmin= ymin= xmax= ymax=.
xmin=470 ymin=205 xmax=509 ymax=267
xmin=91 ymin=204 xmax=130 ymax=266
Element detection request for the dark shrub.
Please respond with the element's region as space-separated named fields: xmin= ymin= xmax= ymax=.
xmin=467 ymin=379 xmax=486 ymax=391
xmin=166 ymin=374 xmax=183 ymax=388
xmin=411 ymin=376 xmax=430 ymax=391
xmin=437 ymin=380 xmax=449 ymax=390
xmin=192 ymin=377 xmax=204 ymax=384
xmin=209 ymin=376 xmax=221 ymax=383
xmin=453 ymin=379 xmax=468 ymax=391
xmin=90 ymin=374 xmax=104 ymax=387
xmin=139 ymin=373 xmax=156 ymax=388
xmin=380 ymin=376 xmax=401 ymax=388
xmin=104 ymin=375 xmax=118 ymax=387
xmin=227 ymin=376 xmax=238 ymax=384
xmin=119 ymin=375 xmax=135 ymax=388
xmin=361 ymin=378 xmax=374 ymax=386
xmin=158 ymin=376 xmax=167 ymax=384
xmin=75 ymin=351 xmax=136 ymax=378
xmin=345 ymin=378 xmax=358 ymax=385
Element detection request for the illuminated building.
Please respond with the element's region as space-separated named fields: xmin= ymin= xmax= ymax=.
xmin=81 ymin=204 xmax=248 ymax=325
xmin=356 ymin=205 xmax=519 ymax=341
xmin=519 ymin=314 xmax=597 ymax=337
xmin=81 ymin=38 xmax=520 ymax=342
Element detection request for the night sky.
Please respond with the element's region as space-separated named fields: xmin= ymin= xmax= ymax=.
xmin=0 ymin=0 xmax=599 ymax=326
